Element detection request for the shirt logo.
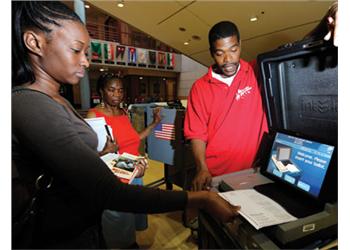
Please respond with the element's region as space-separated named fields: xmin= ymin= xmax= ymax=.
xmin=235 ymin=86 xmax=252 ymax=101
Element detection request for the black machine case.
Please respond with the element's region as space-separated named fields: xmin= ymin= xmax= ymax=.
xmin=257 ymin=38 xmax=338 ymax=145
xmin=257 ymin=38 xmax=338 ymax=203
xmin=255 ymin=38 xmax=338 ymax=248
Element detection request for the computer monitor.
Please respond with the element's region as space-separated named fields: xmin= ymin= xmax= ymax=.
xmin=263 ymin=131 xmax=335 ymax=199
xmin=276 ymin=147 xmax=291 ymax=161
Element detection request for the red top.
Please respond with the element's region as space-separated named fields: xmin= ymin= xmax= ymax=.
xmin=184 ymin=59 xmax=268 ymax=177
xmin=89 ymin=108 xmax=140 ymax=155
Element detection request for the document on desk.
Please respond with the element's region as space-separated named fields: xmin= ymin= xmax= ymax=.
xmin=219 ymin=189 xmax=297 ymax=230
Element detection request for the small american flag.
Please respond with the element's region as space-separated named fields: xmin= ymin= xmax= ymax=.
xmin=154 ymin=123 xmax=175 ymax=141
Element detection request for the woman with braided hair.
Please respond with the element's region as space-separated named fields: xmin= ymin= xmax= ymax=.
xmin=12 ymin=1 xmax=240 ymax=249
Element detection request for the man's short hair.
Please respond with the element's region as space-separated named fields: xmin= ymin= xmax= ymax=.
xmin=208 ymin=21 xmax=240 ymax=54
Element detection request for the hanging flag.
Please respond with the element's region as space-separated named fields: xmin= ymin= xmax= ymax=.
xmin=154 ymin=123 xmax=175 ymax=141
xmin=128 ymin=47 xmax=137 ymax=64
xmin=158 ymin=52 xmax=166 ymax=66
xmin=116 ymin=45 xmax=126 ymax=61
xmin=137 ymin=49 xmax=148 ymax=65
xmin=148 ymin=51 xmax=156 ymax=66
xmin=167 ymin=52 xmax=175 ymax=68
xmin=104 ymin=43 xmax=115 ymax=62
xmin=91 ymin=41 xmax=102 ymax=61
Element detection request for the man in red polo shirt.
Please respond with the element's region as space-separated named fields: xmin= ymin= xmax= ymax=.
xmin=184 ymin=21 xmax=268 ymax=191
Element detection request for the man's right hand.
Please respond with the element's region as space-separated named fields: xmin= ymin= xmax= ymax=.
xmin=192 ymin=169 xmax=212 ymax=191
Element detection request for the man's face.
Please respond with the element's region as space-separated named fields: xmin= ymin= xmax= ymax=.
xmin=211 ymin=35 xmax=241 ymax=77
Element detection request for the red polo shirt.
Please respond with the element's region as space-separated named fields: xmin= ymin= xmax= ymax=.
xmin=184 ymin=59 xmax=268 ymax=176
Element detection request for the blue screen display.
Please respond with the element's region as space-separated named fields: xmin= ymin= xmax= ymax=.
xmin=266 ymin=132 xmax=335 ymax=198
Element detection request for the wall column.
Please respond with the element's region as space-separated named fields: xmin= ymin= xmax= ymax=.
xmin=74 ymin=0 xmax=91 ymax=110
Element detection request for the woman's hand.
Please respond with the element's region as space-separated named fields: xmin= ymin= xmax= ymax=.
xmin=324 ymin=1 xmax=338 ymax=47
xmin=324 ymin=14 xmax=338 ymax=47
xmin=99 ymin=136 xmax=119 ymax=156
xmin=187 ymin=191 xmax=240 ymax=223
xmin=152 ymin=107 xmax=162 ymax=125
xmin=134 ymin=158 xmax=148 ymax=178
xmin=139 ymin=107 xmax=162 ymax=140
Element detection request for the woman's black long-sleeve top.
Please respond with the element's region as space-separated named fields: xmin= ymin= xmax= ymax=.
xmin=12 ymin=88 xmax=187 ymax=246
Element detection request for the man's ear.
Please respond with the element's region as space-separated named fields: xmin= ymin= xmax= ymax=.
xmin=23 ymin=30 xmax=45 ymax=56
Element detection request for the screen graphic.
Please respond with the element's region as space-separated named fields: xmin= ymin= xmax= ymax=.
xmin=266 ymin=132 xmax=335 ymax=198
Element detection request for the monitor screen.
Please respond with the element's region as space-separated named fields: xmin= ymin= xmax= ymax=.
xmin=265 ymin=132 xmax=335 ymax=198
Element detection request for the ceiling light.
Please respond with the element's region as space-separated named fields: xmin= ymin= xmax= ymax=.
xmin=117 ymin=1 xmax=124 ymax=8
xmin=184 ymin=41 xmax=189 ymax=45
xmin=84 ymin=4 xmax=90 ymax=9
xmin=139 ymin=76 xmax=143 ymax=80
xmin=250 ymin=16 xmax=258 ymax=22
xmin=192 ymin=35 xmax=201 ymax=41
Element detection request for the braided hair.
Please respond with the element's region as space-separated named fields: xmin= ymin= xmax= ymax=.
xmin=96 ymin=72 xmax=124 ymax=97
xmin=12 ymin=1 xmax=83 ymax=85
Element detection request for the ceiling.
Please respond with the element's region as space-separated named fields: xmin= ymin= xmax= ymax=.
xmin=87 ymin=1 xmax=332 ymax=67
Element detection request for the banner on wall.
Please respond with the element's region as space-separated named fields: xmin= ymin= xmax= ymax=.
xmin=137 ymin=48 xmax=148 ymax=66
xmin=116 ymin=45 xmax=126 ymax=65
xmin=128 ymin=47 xmax=137 ymax=65
xmin=104 ymin=43 xmax=115 ymax=63
xmin=148 ymin=51 xmax=156 ymax=68
xmin=167 ymin=53 xmax=175 ymax=69
xmin=158 ymin=52 xmax=166 ymax=68
xmin=91 ymin=41 xmax=102 ymax=62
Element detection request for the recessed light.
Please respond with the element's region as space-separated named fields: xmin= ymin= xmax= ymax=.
xmin=117 ymin=1 xmax=124 ymax=8
xmin=184 ymin=41 xmax=189 ymax=45
xmin=192 ymin=35 xmax=201 ymax=41
xmin=139 ymin=76 xmax=143 ymax=80
xmin=250 ymin=16 xmax=258 ymax=22
xmin=99 ymin=68 xmax=105 ymax=72
xmin=84 ymin=4 xmax=90 ymax=9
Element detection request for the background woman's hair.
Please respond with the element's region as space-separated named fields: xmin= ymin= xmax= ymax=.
xmin=12 ymin=1 xmax=83 ymax=86
xmin=96 ymin=72 xmax=123 ymax=97
xmin=304 ymin=1 xmax=338 ymax=41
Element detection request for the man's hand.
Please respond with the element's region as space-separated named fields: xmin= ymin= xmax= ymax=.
xmin=192 ymin=169 xmax=212 ymax=191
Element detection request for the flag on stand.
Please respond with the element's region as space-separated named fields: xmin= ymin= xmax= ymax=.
xmin=154 ymin=123 xmax=175 ymax=141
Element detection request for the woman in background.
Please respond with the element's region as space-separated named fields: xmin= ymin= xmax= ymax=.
xmin=86 ymin=74 xmax=161 ymax=248
xmin=87 ymin=73 xmax=161 ymax=156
